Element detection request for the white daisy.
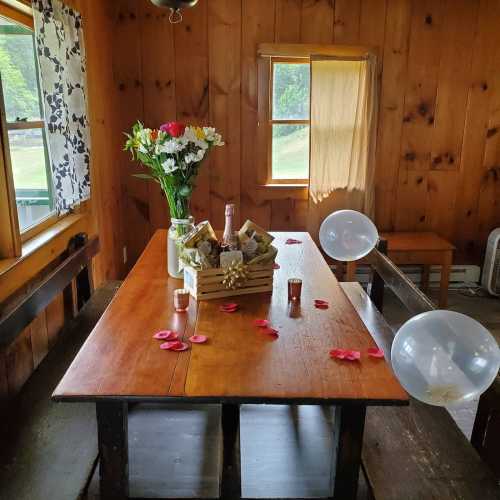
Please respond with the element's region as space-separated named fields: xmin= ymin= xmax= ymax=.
xmin=162 ymin=158 xmax=178 ymax=174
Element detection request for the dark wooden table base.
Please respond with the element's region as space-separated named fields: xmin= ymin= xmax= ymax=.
xmin=95 ymin=402 xmax=366 ymax=500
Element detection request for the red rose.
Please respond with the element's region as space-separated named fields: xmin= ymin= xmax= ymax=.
xmin=160 ymin=121 xmax=186 ymax=138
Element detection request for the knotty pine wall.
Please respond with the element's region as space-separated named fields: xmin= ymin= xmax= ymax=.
xmin=79 ymin=0 xmax=500 ymax=280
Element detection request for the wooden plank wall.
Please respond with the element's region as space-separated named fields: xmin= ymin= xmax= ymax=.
xmin=79 ymin=0 xmax=500 ymax=275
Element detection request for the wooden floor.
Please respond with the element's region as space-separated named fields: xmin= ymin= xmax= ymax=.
xmin=84 ymin=403 xmax=371 ymax=499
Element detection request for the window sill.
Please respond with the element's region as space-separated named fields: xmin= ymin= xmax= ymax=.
xmin=251 ymin=183 xmax=309 ymax=203
xmin=0 ymin=213 xmax=90 ymax=302
xmin=262 ymin=183 xmax=308 ymax=188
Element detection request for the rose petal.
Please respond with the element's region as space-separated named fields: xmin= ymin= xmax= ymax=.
xmin=260 ymin=327 xmax=279 ymax=338
xmin=153 ymin=330 xmax=178 ymax=340
xmin=330 ymin=348 xmax=347 ymax=359
xmin=345 ymin=350 xmax=361 ymax=361
xmin=273 ymin=263 xmax=281 ymax=270
xmin=330 ymin=348 xmax=360 ymax=361
xmin=285 ymin=238 xmax=302 ymax=245
xmin=314 ymin=299 xmax=329 ymax=306
xmin=315 ymin=303 xmax=329 ymax=310
xmin=171 ymin=342 xmax=190 ymax=352
xmin=367 ymin=347 xmax=385 ymax=358
xmin=160 ymin=340 xmax=183 ymax=350
xmin=189 ymin=335 xmax=208 ymax=344
xmin=253 ymin=319 xmax=269 ymax=327
xmin=220 ymin=303 xmax=239 ymax=313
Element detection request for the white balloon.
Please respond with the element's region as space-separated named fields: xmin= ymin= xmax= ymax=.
xmin=319 ymin=210 xmax=379 ymax=261
xmin=391 ymin=310 xmax=500 ymax=407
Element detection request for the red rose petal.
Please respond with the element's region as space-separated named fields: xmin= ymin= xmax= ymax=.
xmin=220 ymin=302 xmax=239 ymax=313
xmin=367 ymin=347 xmax=385 ymax=358
xmin=160 ymin=340 xmax=183 ymax=350
xmin=314 ymin=299 xmax=329 ymax=306
xmin=330 ymin=348 xmax=347 ymax=359
xmin=285 ymin=238 xmax=302 ymax=245
xmin=153 ymin=330 xmax=178 ymax=340
xmin=253 ymin=319 xmax=269 ymax=327
xmin=260 ymin=327 xmax=279 ymax=338
xmin=171 ymin=342 xmax=190 ymax=352
xmin=345 ymin=350 xmax=361 ymax=361
xmin=315 ymin=303 xmax=329 ymax=310
xmin=273 ymin=263 xmax=281 ymax=269
xmin=189 ymin=335 xmax=208 ymax=344
xmin=330 ymin=348 xmax=360 ymax=361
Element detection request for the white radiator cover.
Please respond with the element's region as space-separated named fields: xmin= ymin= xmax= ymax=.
xmin=342 ymin=264 xmax=481 ymax=288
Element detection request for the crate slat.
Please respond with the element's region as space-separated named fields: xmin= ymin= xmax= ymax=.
xmin=198 ymin=277 xmax=273 ymax=293
xmin=184 ymin=265 xmax=274 ymax=300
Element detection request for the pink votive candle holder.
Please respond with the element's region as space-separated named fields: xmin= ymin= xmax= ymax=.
xmin=288 ymin=278 xmax=302 ymax=302
xmin=174 ymin=288 xmax=190 ymax=312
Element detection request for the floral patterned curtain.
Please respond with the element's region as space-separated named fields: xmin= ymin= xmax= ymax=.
xmin=32 ymin=0 xmax=90 ymax=214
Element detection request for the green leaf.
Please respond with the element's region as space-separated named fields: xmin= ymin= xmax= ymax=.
xmin=179 ymin=185 xmax=192 ymax=197
xmin=136 ymin=151 xmax=150 ymax=164
xmin=132 ymin=173 xmax=155 ymax=181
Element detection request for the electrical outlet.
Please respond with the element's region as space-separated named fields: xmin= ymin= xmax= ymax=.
xmin=123 ymin=246 xmax=128 ymax=264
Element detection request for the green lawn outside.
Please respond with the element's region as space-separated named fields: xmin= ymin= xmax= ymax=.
xmin=272 ymin=125 xmax=309 ymax=180
xmin=10 ymin=146 xmax=49 ymax=190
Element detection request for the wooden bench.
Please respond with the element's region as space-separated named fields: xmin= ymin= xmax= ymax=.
xmin=339 ymin=240 xmax=500 ymax=499
xmin=346 ymin=231 xmax=455 ymax=308
xmin=0 ymin=234 xmax=121 ymax=500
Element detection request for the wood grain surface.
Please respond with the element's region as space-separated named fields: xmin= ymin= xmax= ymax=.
xmin=53 ymin=230 xmax=407 ymax=405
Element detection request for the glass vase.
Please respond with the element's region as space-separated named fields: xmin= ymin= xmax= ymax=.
xmin=168 ymin=216 xmax=194 ymax=279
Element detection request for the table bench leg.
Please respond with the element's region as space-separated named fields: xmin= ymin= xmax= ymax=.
xmin=96 ymin=401 xmax=129 ymax=499
xmin=331 ymin=405 xmax=366 ymax=500
xmin=439 ymin=251 xmax=452 ymax=309
xmin=221 ymin=403 xmax=241 ymax=499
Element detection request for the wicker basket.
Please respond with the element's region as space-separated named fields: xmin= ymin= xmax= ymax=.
xmin=183 ymin=264 xmax=274 ymax=300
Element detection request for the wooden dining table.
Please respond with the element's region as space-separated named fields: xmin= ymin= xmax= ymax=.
xmin=53 ymin=230 xmax=408 ymax=500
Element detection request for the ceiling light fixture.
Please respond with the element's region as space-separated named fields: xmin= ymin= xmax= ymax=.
xmin=150 ymin=0 xmax=199 ymax=24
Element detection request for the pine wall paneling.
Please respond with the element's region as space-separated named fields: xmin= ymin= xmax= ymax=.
xmin=77 ymin=0 xmax=500 ymax=278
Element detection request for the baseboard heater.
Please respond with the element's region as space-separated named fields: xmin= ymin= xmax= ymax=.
xmin=333 ymin=264 xmax=481 ymax=288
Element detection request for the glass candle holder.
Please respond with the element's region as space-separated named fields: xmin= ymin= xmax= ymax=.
xmin=288 ymin=300 xmax=301 ymax=318
xmin=174 ymin=288 xmax=190 ymax=312
xmin=288 ymin=278 xmax=302 ymax=301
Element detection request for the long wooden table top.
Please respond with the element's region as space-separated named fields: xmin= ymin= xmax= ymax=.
xmin=53 ymin=230 xmax=408 ymax=405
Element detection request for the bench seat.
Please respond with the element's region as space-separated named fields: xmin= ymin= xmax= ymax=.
xmin=341 ymin=282 xmax=500 ymax=500
xmin=0 ymin=281 xmax=121 ymax=500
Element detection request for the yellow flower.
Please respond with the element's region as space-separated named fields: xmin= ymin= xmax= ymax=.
xmin=194 ymin=126 xmax=206 ymax=140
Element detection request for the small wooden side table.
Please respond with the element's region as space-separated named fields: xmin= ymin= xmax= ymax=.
xmin=346 ymin=232 xmax=455 ymax=308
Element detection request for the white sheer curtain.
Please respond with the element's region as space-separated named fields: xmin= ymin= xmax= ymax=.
xmin=307 ymin=54 xmax=378 ymax=239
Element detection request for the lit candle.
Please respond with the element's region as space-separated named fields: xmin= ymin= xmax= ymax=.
xmin=288 ymin=278 xmax=302 ymax=302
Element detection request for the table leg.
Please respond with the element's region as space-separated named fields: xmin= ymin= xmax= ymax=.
xmin=221 ymin=403 xmax=241 ymax=499
xmin=96 ymin=401 xmax=129 ymax=499
xmin=331 ymin=405 xmax=366 ymax=500
xmin=439 ymin=251 xmax=453 ymax=308
xmin=421 ymin=265 xmax=430 ymax=293
xmin=345 ymin=261 xmax=357 ymax=282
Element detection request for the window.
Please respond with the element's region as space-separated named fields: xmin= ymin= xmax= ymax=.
xmin=0 ymin=15 xmax=53 ymax=234
xmin=269 ymin=58 xmax=310 ymax=183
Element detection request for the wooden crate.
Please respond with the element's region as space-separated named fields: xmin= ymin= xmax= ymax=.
xmin=183 ymin=264 xmax=274 ymax=300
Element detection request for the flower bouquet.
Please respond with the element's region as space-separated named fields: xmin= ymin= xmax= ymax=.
xmin=124 ymin=121 xmax=224 ymax=278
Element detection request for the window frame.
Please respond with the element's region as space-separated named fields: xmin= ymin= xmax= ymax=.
xmin=267 ymin=56 xmax=310 ymax=185
xmin=0 ymin=8 xmax=60 ymax=256
xmin=253 ymin=43 xmax=376 ymax=204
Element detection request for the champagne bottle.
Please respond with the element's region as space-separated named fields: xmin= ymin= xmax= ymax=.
xmin=222 ymin=203 xmax=237 ymax=250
